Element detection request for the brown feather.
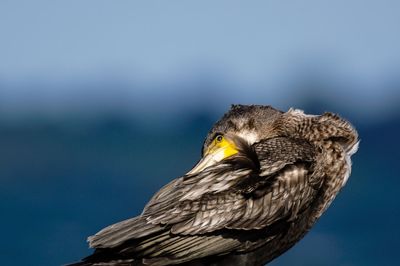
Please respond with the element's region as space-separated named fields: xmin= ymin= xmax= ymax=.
xmin=68 ymin=105 xmax=358 ymax=266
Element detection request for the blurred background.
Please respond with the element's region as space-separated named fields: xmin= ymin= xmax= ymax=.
xmin=1 ymin=1 xmax=399 ymax=265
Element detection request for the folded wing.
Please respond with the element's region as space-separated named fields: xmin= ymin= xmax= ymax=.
xmin=85 ymin=137 xmax=323 ymax=265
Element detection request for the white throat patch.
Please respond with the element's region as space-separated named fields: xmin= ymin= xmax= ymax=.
xmin=236 ymin=130 xmax=260 ymax=145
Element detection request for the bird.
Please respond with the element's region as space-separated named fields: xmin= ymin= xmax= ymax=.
xmin=68 ymin=104 xmax=359 ymax=266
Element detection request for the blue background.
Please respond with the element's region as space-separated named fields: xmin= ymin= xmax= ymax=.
xmin=1 ymin=1 xmax=399 ymax=265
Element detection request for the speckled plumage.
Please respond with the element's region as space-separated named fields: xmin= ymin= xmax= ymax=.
xmin=69 ymin=105 xmax=359 ymax=266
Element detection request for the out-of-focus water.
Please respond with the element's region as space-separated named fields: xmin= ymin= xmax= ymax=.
xmin=1 ymin=99 xmax=399 ymax=265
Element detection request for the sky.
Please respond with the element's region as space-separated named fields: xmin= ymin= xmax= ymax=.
xmin=0 ymin=0 xmax=400 ymax=121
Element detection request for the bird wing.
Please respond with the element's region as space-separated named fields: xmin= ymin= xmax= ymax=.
xmin=87 ymin=137 xmax=322 ymax=265
xmin=159 ymin=137 xmax=320 ymax=235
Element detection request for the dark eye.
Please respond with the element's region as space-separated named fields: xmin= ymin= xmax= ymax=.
xmin=216 ymin=135 xmax=223 ymax=142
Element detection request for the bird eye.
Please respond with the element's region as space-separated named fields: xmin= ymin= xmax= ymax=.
xmin=215 ymin=135 xmax=224 ymax=142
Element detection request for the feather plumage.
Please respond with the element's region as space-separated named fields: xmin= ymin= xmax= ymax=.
xmin=68 ymin=105 xmax=358 ymax=266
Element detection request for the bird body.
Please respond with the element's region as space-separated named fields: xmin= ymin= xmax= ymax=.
xmin=69 ymin=105 xmax=358 ymax=266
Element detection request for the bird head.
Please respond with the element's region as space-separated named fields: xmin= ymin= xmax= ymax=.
xmin=187 ymin=105 xmax=282 ymax=175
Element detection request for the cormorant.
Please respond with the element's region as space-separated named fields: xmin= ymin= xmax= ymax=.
xmin=68 ymin=105 xmax=359 ymax=266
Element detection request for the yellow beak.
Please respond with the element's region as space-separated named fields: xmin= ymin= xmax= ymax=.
xmin=187 ymin=137 xmax=238 ymax=175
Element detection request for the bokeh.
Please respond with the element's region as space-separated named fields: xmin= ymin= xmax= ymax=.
xmin=1 ymin=1 xmax=399 ymax=266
